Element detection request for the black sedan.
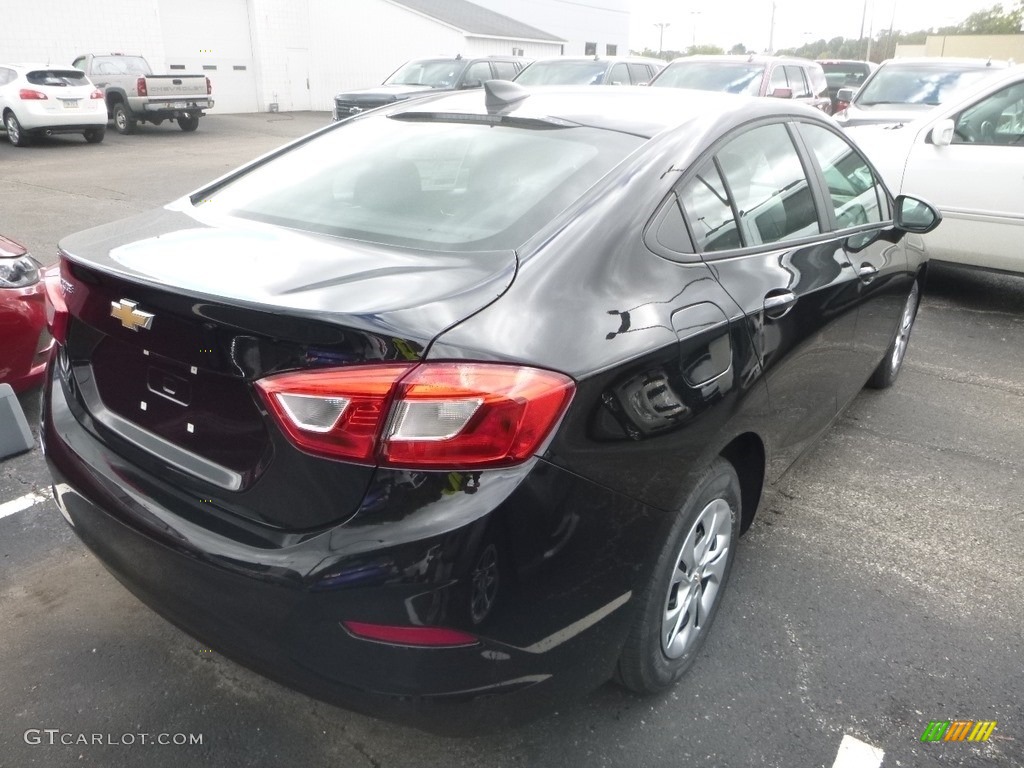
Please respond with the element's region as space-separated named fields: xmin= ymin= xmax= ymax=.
xmin=41 ymin=82 xmax=938 ymax=733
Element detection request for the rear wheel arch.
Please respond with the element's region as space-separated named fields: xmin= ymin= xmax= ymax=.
xmin=719 ymin=432 xmax=766 ymax=534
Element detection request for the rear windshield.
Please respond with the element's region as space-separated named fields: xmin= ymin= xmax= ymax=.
xmin=820 ymin=62 xmax=871 ymax=89
xmin=89 ymin=56 xmax=150 ymax=76
xmin=516 ymin=61 xmax=609 ymax=86
xmin=385 ymin=60 xmax=466 ymax=88
xmin=199 ymin=114 xmax=644 ymax=251
xmin=856 ymin=65 xmax=993 ymax=106
xmin=27 ymin=70 xmax=87 ymax=86
xmin=652 ymin=62 xmax=764 ymax=95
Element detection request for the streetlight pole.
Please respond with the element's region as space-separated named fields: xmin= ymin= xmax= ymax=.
xmin=768 ymin=1 xmax=777 ymax=55
xmin=691 ymin=12 xmax=701 ymax=48
xmin=654 ymin=22 xmax=671 ymax=54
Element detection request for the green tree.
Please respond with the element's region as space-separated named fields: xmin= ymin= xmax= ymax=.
xmin=728 ymin=43 xmax=748 ymax=55
xmin=687 ymin=44 xmax=726 ymax=55
xmin=957 ymin=3 xmax=1023 ymax=33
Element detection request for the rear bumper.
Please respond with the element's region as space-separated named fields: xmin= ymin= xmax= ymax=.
xmin=16 ymin=102 xmax=106 ymax=130
xmin=42 ymin=361 xmax=661 ymax=732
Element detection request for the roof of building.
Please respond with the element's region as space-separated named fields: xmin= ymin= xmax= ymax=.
xmin=388 ymin=0 xmax=564 ymax=43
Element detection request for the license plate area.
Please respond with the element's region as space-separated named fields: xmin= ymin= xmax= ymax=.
xmin=62 ymin=99 xmax=80 ymax=109
xmin=147 ymin=366 xmax=191 ymax=406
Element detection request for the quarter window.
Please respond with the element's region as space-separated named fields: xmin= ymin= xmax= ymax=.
xmin=784 ymin=66 xmax=810 ymax=98
xmin=678 ymin=160 xmax=741 ymax=253
xmin=462 ymin=62 xmax=492 ymax=87
xmin=768 ymin=66 xmax=788 ymax=95
xmin=799 ymin=123 xmax=886 ymax=228
xmin=628 ymin=63 xmax=653 ymax=85
xmin=493 ymin=61 xmax=518 ymax=80
xmin=608 ymin=63 xmax=629 ymax=85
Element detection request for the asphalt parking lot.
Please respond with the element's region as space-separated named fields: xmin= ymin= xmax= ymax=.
xmin=1 ymin=113 xmax=1022 ymax=768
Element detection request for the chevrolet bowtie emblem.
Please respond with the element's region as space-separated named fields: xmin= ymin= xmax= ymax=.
xmin=110 ymin=299 xmax=155 ymax=332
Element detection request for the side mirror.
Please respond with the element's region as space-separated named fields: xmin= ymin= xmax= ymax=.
xmin=769 ymin=87 xmax=793 ymax=99
xmin=894 ymin=195 xmax=941 ymax=234
xmin=931 ymin=118 xmax=955 ymax=146
xmin=836 ymin=87 xmax=857 ymax=104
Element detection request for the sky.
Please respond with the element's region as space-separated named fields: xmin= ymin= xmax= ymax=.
xmin=629 ymin=0 xmax=1007 ymax=54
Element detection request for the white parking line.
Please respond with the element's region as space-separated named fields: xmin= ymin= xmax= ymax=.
xmin=831 ymin=734 xmax=885 ymax=768
xmin=0 ymin=489 xmax=53 ymax=521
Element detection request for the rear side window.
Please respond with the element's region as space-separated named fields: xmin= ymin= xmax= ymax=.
xmin=27 ymin=70 xmax=86 ymax=86
xmin=202 ymin=115 xmax=644 ymax=252
xmin=608 ymin=63 xmax=629 ymax=85
xmin=799 ymin=123 xmax=887 ymax=228
xmin=628 ymin=63 xmax=653 ymax=85
xmin=716 ymin=123 xmax=821 ymax=247
xmin=492 ymin=61 xmax=518 ymax=80
xmin=90 ymin=56 xmax=150 ymax=76
xmin=784 ymin=66 xmax=811 ymax=98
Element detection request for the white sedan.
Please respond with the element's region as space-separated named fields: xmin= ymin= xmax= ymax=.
xmin=848 ymin=66 xmax=1024 ymax=275
xmin=0 ymin=63 xmax=107 ymax=146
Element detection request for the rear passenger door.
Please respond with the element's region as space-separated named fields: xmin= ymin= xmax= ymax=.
xmin=673 ymin=120 xmax=863 ymax=477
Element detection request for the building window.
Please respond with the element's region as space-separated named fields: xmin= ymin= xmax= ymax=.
xmin=585 ymin=42 xmax=597 ymax=56
xmin=202 ymin=65 xmax=217 ymax=70
xmin=233 ymin=65 xmax=247 ymax=71
xmin=511 ymin=47 xmax=524 ymax=57
xmin=169 ymin=64 xmax=185 ymax=70
xmin=606 ymin=44 xmax=618 ymax=56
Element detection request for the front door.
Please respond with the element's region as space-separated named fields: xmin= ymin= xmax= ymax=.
xmin=284 ymin=48 xmax=311 ymax=111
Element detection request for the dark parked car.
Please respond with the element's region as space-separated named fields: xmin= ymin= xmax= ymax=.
xmin=514 ymin=56 xmax=665 ymax=86
xmin=833 ymin=57 xmax=1009 ymax=127
xmin=42 ymin=82 xmax=938 ymax=733
xmin=0 ymin=235 xmax=51 ymax=392
xmin=332 ymin=55 xmax=529 ymax=120
xmin=817 ymin=59 xmax=877 ymax=112
xmin=650 ymin=55 xmax=832 ymax=113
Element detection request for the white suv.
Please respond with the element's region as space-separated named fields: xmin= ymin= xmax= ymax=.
xmin=0 ymin=63 xmax=107 ymax=146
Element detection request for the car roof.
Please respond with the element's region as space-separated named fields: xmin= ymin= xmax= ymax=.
xmin=3 ymin=63 xmax=78 ymax=70
xmin=877 ymin=57 xmax=1010 ymax=68
xmin=666 ymin=54 xmax=815 ymax=65
xmin=525 ymin=56 xmax=665 ymax=65
xmin=380 ymin=84 xmax=828 ymax=139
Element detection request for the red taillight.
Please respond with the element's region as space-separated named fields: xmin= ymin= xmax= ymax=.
xmin=206 ymin=76 xmax=212 ymax=95
xmin=342 ymin=621 xmax=478 ymax=648
xmin=255 ymin=362 xmax=575 ymax=469
xmin=43 ymin=265 xmax=69 ymax=345
xmin=90 ymin=89 xmax=104 ymax=100
xmin=19 ymin=89 xmax=47 ymax=100
xmin=136 ymin=77 xmax=147 ymax=97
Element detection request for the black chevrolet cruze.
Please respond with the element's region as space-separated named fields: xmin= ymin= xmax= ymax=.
xmin=41 ymin=82 xmax=939 ymax=732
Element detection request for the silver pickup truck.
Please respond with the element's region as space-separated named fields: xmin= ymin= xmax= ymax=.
xmin=72 ymin=53 xmax=214 ymax=134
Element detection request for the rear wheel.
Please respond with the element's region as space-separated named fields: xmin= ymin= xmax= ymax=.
xmin=83 ymin=128 xmax=105 ymax=144
xmin=178 ymin=113 xmax=200 ymax=132
xmin=616 ymin=457 xmax=741 ymax=693
xmin=4 ymin=112 xmax=31 ymax=146
xmin=112 ymin=103 xmax=136 ymax=135
xmin=867 ymin=279 xmax=920 ymax=389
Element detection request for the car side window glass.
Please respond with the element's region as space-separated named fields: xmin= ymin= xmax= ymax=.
xmin=493 ymin=61 xmax=517 ymax=80
xmin=799 ymin=123 xmax=886 ymax=228
xmin=954 ymin=83 xmax=1024 ymax=146
xmin=627 ymin=63 xmax=652 ymax=85
xmin=785 ymin=66 xmax=811 ymax=98
xmin=678 ymin=160 xmax=741 ymax=253
xmin=462 ymin=62 xmax=492 ymax=88
xmin=769 ymin=66 xmax=788 ymax=94
xmin=0 ymin=68 xmax=10 ymax=85
xmin=609 ymin=63 xmax=629 ymax=85
xmin=716 ymin=123 xmax=822 ymax=246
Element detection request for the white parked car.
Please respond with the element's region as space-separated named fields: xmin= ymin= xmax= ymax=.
xmin=848 ymin=66 xmax=1024 ymax=275
xmin=0 ymin=63 xmax=107 ymax=146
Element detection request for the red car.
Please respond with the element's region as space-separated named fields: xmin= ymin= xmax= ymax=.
xmin=0 ymin=235 xmax=51 ymax=392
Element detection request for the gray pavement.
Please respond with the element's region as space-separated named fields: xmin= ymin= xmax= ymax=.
xmin=1 ymin=113 xmax=1022 ymax=768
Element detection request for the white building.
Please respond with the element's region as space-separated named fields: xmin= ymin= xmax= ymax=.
xmin=473 ymin=0 xmax=630 ymax=57
xmin=0 ymin=0 xmax=575 ymax=114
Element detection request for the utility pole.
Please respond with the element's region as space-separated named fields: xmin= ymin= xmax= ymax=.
xmin=654 ymin=22 xmax=671 ymax=53
xmin=768 ymin=1 xmax=777 ymax=55
xmin=691 ymin=12 xmax=701 ymax=48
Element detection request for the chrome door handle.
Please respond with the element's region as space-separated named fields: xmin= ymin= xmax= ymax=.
xmin=857 ymin=264 xmax=879 ymax=280
xmin=763 ymin=291 xmax=797 ymax=319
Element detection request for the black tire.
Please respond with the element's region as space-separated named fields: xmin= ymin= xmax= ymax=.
xmin=4 ymin=111 xmax=31 ymax=146
xmin=112 ymin=102 xmax=136 ymax=135
xmin=867 ymin=279 xmax=920 ymax=390
xmin=616 ymin=457 xmax=741 ymax=693
xmin=83 ymin=128 xmax=105 ymax=144
xmin=178 ymin=113 xmax=200 ymax=132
